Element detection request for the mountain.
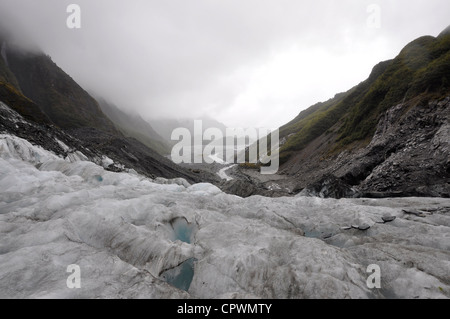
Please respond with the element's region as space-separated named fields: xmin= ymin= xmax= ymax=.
xmin=97 ymin=98 xmax=170 ymax=155
xmin=274 ymin=28 xmax=450 ymax=197
xmin=0 ymin=41 xmax=21 ymax=92
xmin=6 ymin=47 xmax=118 ymax=133
xmin=439 ymin=24 xmax=450 ymax=37
xmin=0 ymin=32 xmax=218 ymax=184
xmin=236 ymin=27 xmax=450 ymax=198
xmin=1 ymin=23 xmax=449 ymax=200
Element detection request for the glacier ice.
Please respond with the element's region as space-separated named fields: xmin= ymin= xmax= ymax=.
xmin=0 ymin=134 xmax=449 ymax=299
xmin=101 ymin=155 xmax=114 ymax=168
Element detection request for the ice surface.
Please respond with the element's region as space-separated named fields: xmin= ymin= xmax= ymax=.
xmin=0 ymin=134 xmax=60 ymax=164
xmin=0 ymin=134 xmax=449 ymax=299
xmin=101 ymin=156 xmax=114 ymax=168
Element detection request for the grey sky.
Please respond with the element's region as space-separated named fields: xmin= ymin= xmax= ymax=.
xmin=0 ymin=0 xmax=449 ymax=128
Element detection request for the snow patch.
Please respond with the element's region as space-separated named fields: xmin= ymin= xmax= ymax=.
xmin=101 ymin=155 xmax=114 ymax=168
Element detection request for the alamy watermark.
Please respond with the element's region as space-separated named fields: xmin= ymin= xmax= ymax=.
xmin=66 ymin=264 xmax=81 ymax=289
xmin=366 ymin=264 xmax=381 ymax=289
xmin=66 ymin=4 xmax=381 ymax=30
xmin=66 ymin=4 xmax=81 ymax=29
xmin=171 ymin=120 xmax=279 ymax=175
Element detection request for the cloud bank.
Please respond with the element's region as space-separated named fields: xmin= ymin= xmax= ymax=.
xmin=0 ymin=0 xmax=449 ymax=128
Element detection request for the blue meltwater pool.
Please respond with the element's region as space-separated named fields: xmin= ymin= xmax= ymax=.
xmin=161 ymin=217 xmax=197 ymax=291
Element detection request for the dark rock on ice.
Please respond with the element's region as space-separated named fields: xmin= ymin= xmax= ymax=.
xmin=358 ymin=224 xmax=371 ymax=231
xmin=382 ymin=215 xmax=396 ymax=223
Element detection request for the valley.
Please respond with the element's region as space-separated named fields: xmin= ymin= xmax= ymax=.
xmin=0 ymin=12 xmax=449 ymax=300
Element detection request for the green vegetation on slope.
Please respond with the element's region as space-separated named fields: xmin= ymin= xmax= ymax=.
xmin=339 ymin=34 xmax=450 ymax=145
xmin=97 ymin=98 xmax=171 ymax=156
xmin=278 ymin=31 xmax=450 ymax=165
xmin=0 ymin=53 xmax=21 ymax=92
xmin=0 ymin=81 xmax=51 ymax=124
xmin=6 ymin=50 xmax=117 ymax=133
xmin=279 ymin=59 xmax=391 ymax=160
xmin=116 ymin=125 xmax=170 ymax=156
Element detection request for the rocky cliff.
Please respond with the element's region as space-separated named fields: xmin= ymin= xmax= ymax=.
xmin=297 ymin=97 xmax=450 ymax=198
xmin=233 ymin=27 xmax=450 ymax=198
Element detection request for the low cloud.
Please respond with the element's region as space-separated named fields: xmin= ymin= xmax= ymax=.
xmin=0 ymin=0 xmax=449 ymax=128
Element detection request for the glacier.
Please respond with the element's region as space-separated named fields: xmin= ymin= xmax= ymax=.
xmin=0 ymin=133 xmax=449 ymax=299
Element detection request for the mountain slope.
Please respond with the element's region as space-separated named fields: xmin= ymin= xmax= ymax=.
xmin=0 ymin=41 xmax=21 ymax=91
xmin=280 ymin=31 xmax=450 ymax=161
xmin=5 ymin=47 xmax=117 ymax=133
xmin=97 ymin=98 xmax=170 ymax=155
xmin=0 ymin=32 xmax=219 ymax=184
xmin=279 ymin=60 xmax=391 ymax=163
xmin=281 ymin=30 xmax=450 ymax=155
xmin=273 ymin=28 xmax=450 ymax=197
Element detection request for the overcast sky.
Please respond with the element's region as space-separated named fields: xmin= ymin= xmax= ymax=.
xmin=0 ymin=0 xmax=449 ymax=128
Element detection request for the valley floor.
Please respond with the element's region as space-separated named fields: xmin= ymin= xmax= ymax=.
xmin=0 ymin=134 xmax=449 ymax=299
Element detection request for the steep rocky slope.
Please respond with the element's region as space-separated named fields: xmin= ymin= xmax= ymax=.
xmin=0 ymin=32 xmax=218 ymax=184
xmin=237 ymin=27 xmax=450 ymax=198
xmin=97 ymin=98 xmax=170 ymax=156
xmin=292 ymin=97 xmax=450 ymax=198
xmin=6 ymin=47 xmax=117 ymax=133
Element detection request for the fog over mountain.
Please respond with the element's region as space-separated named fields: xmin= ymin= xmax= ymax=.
xmin=1 ymin=0 xmax=449 ymax=128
